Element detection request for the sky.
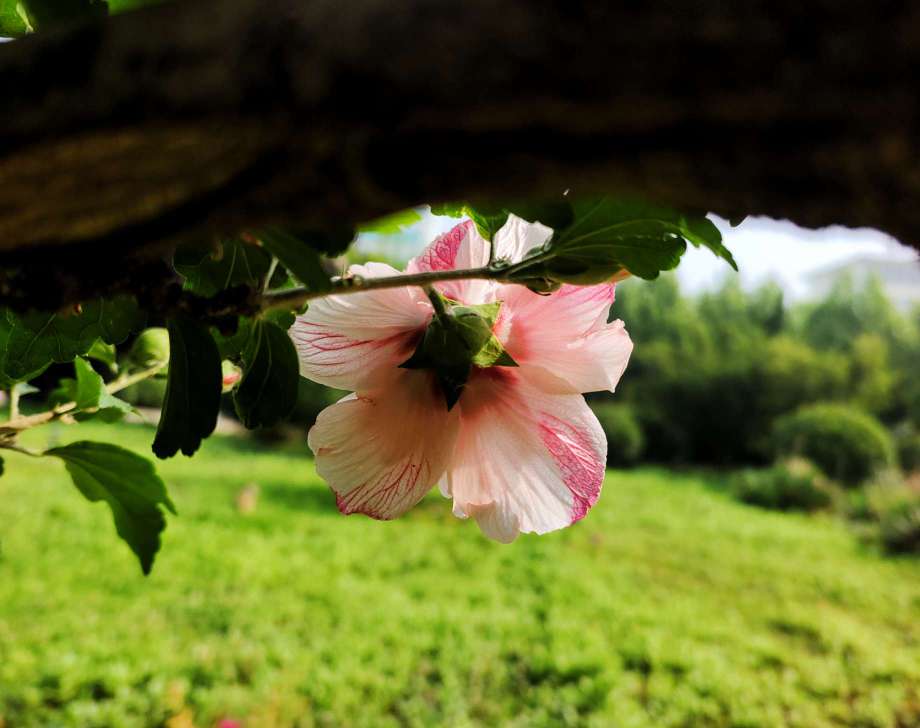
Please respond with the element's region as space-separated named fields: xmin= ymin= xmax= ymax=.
xmin=357 ymin=210 xmax=919 ymax=300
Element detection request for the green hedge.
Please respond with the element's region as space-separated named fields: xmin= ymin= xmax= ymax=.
xmin=771 ymin=403 xmax=895 ymax=486
xmin=730 ymin=458 xmax=835 ymax=512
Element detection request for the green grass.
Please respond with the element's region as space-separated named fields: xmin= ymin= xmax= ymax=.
xmin=1 ymin=423 xmax=919 ymax=728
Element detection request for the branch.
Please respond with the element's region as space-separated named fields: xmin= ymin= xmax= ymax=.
xmin=0 ymin=362 xmax=165 ymax=434
xmin=261 ymin=265 xmax=500 ymax=311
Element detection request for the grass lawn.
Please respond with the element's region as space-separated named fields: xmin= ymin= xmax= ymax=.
xmin=0 ymin=423 xmax=918 ymax=728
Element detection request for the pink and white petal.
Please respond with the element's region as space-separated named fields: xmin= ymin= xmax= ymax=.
xmin=443 ymin=371 xmax=606 ymax=542
xmin=308 ymin=370 xmax=460 ymax=519
xmin=492 ymin=214 xmax=554 ymax=263
xmin=496 ymin=282 xmax=630 ymax=394
xmin=407 ymin=220 xmax=493 ymax=303
xmin=289 ymin=262 xmax=431 ymax=390
xmin=517 ymin=319 xmax=634 ymax=395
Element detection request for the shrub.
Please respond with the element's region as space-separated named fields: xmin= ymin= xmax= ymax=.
xmin=864 ymin=474 xmax=920 ymax=554
xmin=893 ymin=422 xmax=920 ymax=472
xmin=592 ymin=403 xmax=645 ymax=467
xmin=771 ymin=403 xmax=895 ymax=486
xmin=730 ymin=458 xmax=836 ymax=512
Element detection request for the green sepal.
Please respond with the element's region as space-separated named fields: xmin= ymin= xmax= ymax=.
xmin=400 ymin=294 xmax=515 ymax=409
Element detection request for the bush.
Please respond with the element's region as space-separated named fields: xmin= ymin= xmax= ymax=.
xmin=893 ymin=422 xmax=920 ymax=472
xmin=864 ymin=475 xmax=920 ymax=554
xmin=592 ymin=403 xmax=645 ymax=467
xmin=771 ymin=403 xmax=895 ymax=486
xmin=730 ymin=458 xmax=836 ymax=512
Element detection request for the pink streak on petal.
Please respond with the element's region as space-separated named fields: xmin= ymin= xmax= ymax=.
xmin=443 ymin=371 xmax=606 ymax=540
xmin=538 ymin=413 xmax=605 ymax=523
xmin=308 ymin=371 xmax=459 ymax=520
xmin=289 ymin=261 xmax=431 ymax=390
xmin=407 ymin=220 xmax=493 ymax=303
xmin=408 ymin=220 xmax=474 ymax=272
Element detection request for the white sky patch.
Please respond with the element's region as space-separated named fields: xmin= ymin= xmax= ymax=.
xmin=681 ymin=216 xmax=918 ymax=299
xmin=358 ymin=209 xmax=918 ymax=299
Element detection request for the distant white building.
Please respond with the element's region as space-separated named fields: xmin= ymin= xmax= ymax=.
xmin=805 ymin=255 xmax=920 ymax=310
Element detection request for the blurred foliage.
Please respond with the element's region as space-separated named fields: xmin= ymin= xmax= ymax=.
xmin=861 ymin=472 xmax=920 ymax=554
xmin=0 ymin=423 xmax=918 ymax=727
xmin=605 ymin=273 xmax=920 ymax=466
xmin=591 ymin=403 xmax=644 ymax=467
xmin=772 ymin=403 xmax=895 ymax=487
xmin=729 ymin=457 xmax=836 ymax=512
xmin=893 ymin=422 xmax=920 ymax=473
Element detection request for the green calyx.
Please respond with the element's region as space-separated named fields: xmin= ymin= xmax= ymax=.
xmin=401 ymin=289 xmax=517 ymax=409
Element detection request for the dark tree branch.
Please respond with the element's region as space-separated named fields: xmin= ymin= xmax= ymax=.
xmin=0 ymin=0 xmax=918 ymax=274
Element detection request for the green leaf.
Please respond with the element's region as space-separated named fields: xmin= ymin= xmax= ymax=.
xmin=0 ymin=455 xmax=4 ymax=477
xmin=506 ymin=199 xmax=727 ymax=283
xmin=18 ymin=0 xmax=107 ymax=30
xmin=358 ymin=209 xmax=423 ymax=234
xmin=278 ymin=226 xmax=356 ymax=257
xmin=86 ymin=339 xmax=118 ymax=373
xmin=71 ymin=357 xmax=133 ymax=422
xmin=47 ymin=441 xmax=175 ymax=575
xmin=211 ymin=317 xmax=252 ymax=362
xmin=174 ymin=238 xmax=272 ymax=297
xmin=0 ymin=2 xmax=29 ymax=35
xmin=0 ymin=297 xmax=144 ymax=384
xmin=152 ymin=316 xmax=221 ymax=458
xmin=232 ymin=320 xmax=300 ymax=428
xmin=431 ymin=201 xmax=574 ymax=242
xmin=259 ymin=229 xmax=333 ymax=293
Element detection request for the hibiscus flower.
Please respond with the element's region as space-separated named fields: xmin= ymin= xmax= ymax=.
xmin=290 ymin=216 xmax=633 ymax=541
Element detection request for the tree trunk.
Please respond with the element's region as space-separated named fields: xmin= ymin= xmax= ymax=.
xmin=1 ymin=0 xmax=918 ymax=265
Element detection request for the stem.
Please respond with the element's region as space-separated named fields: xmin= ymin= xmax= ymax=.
xmin=106 ymin=363 xmax=167 ymax=396
xmin=262 ymin=265 xmax=501 ymax=311
xmin=0 ymin=362 xmax=165 ymax=435
xmin=8 ymin=387 xmax=20 ymax=421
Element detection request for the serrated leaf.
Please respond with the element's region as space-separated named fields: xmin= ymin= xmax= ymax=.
xmin=259 ymin=229 xmax=332 ymax=293
xmin=70 ymin=357 xmax=133 ymax=422
xmin=0 ymin=297 xmax=144 ymax=383
xmin=233 ymin=320 xmax=299 ymax=428
xmin=358 ymin=208 xmax=423 ymax=234
xmin=431 ymin=201 xmax=574 ymax=242
xmin=211 ymin=317 xmax=252 ymax=361
xmin=86 ymin=339 xmax=117 ymax=373
xmin=679 ymin=215 xmax=737 ymax=269
xmin=47 ymin=441 xmax=175 ymax=575
xmin=152 ymin=316 xmax=221 ymax=458
xmin=174 ymin=238 xmax=272 ymax=297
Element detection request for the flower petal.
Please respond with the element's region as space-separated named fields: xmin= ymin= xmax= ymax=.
xmin=492 ymin=214 xmax=553 ymax=263
xmin=444 ymin=371 xmax=606 ymax=542
xmin=289 ymin=262 xmax=431 ymax=390
xmin=407 ymin=220 xmax=493 ymax=303
xmin=497 ymin=282 xmax=632 ymax=394
xmin=308 ymin=370 xmax=460 ymax=519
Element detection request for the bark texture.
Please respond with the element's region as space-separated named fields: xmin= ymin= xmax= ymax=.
xmin=0 ymin=0 xmax=918 ymax=267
